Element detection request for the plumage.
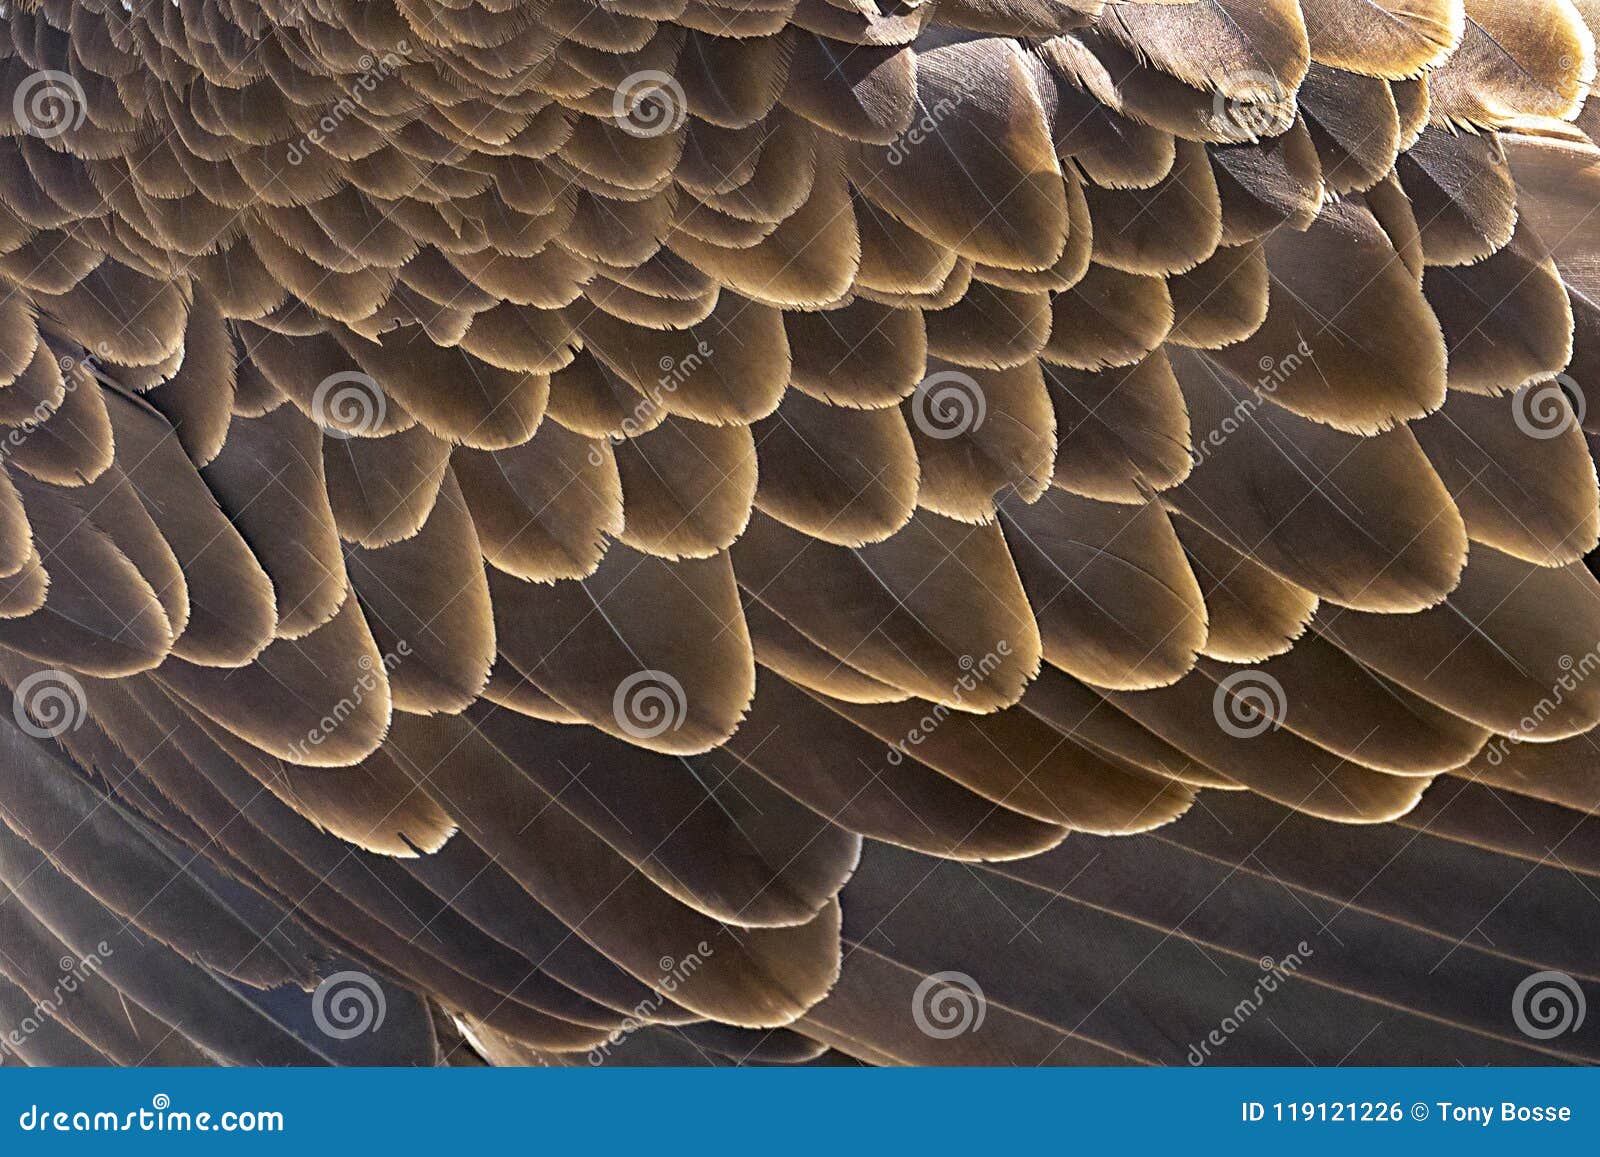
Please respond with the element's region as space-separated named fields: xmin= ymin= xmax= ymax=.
xmin=0 ymin=0 xmax=1596 ymax=1070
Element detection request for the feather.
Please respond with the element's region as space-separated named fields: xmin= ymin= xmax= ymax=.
xmin=155 ymin=594 xmax=392 ymax=767
xmin=490 ymin=544 xmax=755 ymax=755
xmin=1101 ymin=0 xmax=1310 ymax=101
xmin=1081 ymin=139 xmax=1223 ymax=276
xmin=732 ymin=510 xmax=1042 ymax=710
xmin=0 ymin=475 xmax=172 ymax=676
xmin=1314 ymin=545 xmax=1600 ymax=740
xmin=1209 ymin=197 xmax=1449 ymax=433
xmin=1423 ymin=218 xmax=1575 ymax=394
xmin=744 ymin=596 xmax=911 ymax=704
xmin=454 ymin=700 xmax=859 ymax=928
xmin=1301 ymin=0 xmax=1464 ymax=78
xmin=1297 ymin=63 xmax=1402 ymax=193
xmin=453 ymin=420 xmax=624 ymax=582
xmin=784 ymin=297 xmax=927 ymax=409
xmin=1173 ymin=515 xmax=1320 ymax=664
xmin=344 ymin=469 xmax=495 ymax=715
xmin=4 ymin=355 xmax=113 ymax=486
xmin=0 ymin=695 xmax=317 ymax=989
xmin=1396 ymin=126 xmax=1519 ymax=266
xmin=1427 ymin=0 xmax=1596 ymax=128
xmin=332 ymin=323 xmax=549 ymax=451
xmin=102 ymin=390 xmax=278 ymax=666
xmin=323 ymin=422 xmax=452 ymax=548
xmin=1197 ymin=643 xmax=1489 ymax=776
xmin=1046 ymin=351 xmax=1193 ymax=503
xmin=1166 ymin=239 xmax=1270 ymax=349
xmin=392 ymin=710 xmax=842 ymax=1029
xmin=614 ymin=413 xmax=757 ymax=558
xmin=9 ymin=0 xmax=1600 ymax=1070
xmin=727 ymin=671 xmax=1070 ymax=861
xmin=851 ymin=36 xmax=1070 ymax=272
xmin=578 ymin=291 xmax=789 ymax=424
xmin=1002 ymin=492 xmax=1208 ymax=692
xmin=906 ymin=358 xmax=1055 ymax=522
xmin=1167 ymin=347 xmax=1467 ymax=613
xmin=753 ymin=390 xmax=918 ymax=547
xmin=1211 ymin=118 xmax=1325 ymax=242
xmin=1042 ymin=263 xmax=1174 ymax=371
xmin=1413 ymin=388 xmax=1600 ymax=564
xmin=820 ymin=691 xmax=1197 ymax=834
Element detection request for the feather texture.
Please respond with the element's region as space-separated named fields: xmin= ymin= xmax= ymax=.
xmin=0 ymin=0 xmax=1595 ymax=1069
